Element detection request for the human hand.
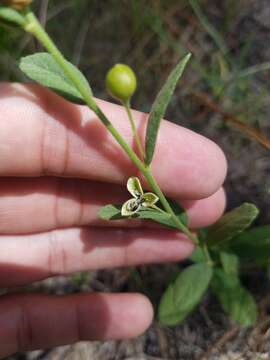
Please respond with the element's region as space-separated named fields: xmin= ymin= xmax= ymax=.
xmin=0 ymin=83 xmax=227 ymax=357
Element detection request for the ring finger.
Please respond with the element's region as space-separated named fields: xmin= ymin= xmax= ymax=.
xmin=0 ymin=227 xmax=194 ymax=287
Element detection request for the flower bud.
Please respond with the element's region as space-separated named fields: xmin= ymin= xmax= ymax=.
xmin=1 ymin=0 xmax=32 ymax=10
xmin=106 ymin=64 xmax=137 ymax=103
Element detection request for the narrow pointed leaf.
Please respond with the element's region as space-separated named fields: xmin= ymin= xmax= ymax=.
xmin=19 ymin=52 xmax=92 ymax=104
xmin=206 ymin=203 xmax=259 ymax=247
xmin=212 ymin=269 xmax=257 ymax=326
xmin=0 ymin=5 xmax=26 ymax=26
xmin=145 ymin=53 xmax=192 ymax=165
xmin=158 ymin=263 xmax=212 ymax=326
xmin=136 ymin=208 xmax=188 ymax=229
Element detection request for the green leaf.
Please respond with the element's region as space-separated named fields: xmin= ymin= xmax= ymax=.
xmin=212 ymin=269 xmax=257 ymax=326
xmin=228 ymin=225 xmax=270 ymax=264
xmin=206 ymin=203 xmax=259 ymax=247
xmin=0 ymin=6 xmax=26 ymax=27
xmin=220 ymin=252 xmax=239 ymax=275
xmin=99 ymin=200 xmax=188 ymax=229
xmin=145 ymin=53 xmax=191 ymax=165
xmin=98 ymin=204 xmax=123 ymax=220
xmin=190 ymin=229 xmax=209 ymax=263
xmin=19 ymin=52 xmax=92 ymax=104
xmin=136 ymin=208 xmax=188 ymax=229
xmin=158 ymin=263 xmax=212 ymax=326
xmin=190 ymin=247 xmax=205 ymax=263
xmin=168 ymin=199 xmax=189 ymax=226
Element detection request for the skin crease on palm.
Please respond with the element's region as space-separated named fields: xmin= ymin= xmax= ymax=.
xmin=0 ymin=82 xmax=227 ymax=357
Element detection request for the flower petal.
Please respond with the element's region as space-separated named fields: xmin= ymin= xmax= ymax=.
xmin=142 ymin=193 xmax=159 ymax=206
xmin=127 ymin=177 xmax=144 ymax=198
xmin=121 ymin=198 xmax=141 ymax=216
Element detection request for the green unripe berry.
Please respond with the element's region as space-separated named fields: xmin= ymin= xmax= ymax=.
xmin=106 ymin=64 xmax=137 ymax=103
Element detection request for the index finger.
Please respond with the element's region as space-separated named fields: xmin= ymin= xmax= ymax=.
xmin=0 ymin=83 xmax=227 ymax=199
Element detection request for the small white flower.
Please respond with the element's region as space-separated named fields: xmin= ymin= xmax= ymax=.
xmin=121 ymin=177 xmax=159 ymax=216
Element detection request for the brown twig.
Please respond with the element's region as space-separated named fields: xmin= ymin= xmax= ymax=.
xmin=39 ymin=0 xmax=49 ymax=27
xmin=36 ymin=0 xmax=49 ymax=51
xmin=192 ymin=91 xmax=270 ymax=151
xmin=248 ymin=316 xmax=270 ymax=353
xmin=202 ymin=326 xmax=240 ymax=359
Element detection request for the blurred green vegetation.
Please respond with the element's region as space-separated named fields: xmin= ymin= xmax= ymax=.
xmin=1 ymin=0 xmax=270 ymax=120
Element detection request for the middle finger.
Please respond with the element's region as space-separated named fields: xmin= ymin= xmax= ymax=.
xmin=0 ymin=177 xmax=226 ymax=234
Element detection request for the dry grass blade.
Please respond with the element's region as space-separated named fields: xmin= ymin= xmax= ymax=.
xmin=192 ymin=91 xmax=270 ymax=151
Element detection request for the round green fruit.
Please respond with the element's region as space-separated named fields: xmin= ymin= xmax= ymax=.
xmin=106 ymin=64 xmax=137 ymax=102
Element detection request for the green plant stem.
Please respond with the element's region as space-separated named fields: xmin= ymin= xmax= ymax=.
xmin=23 ymin=11 xmax=144 ymax=172
xmin=23 ymin=9 xmax=200 ymax=247
xmin=124 ymin=100 xmax=145 ymax=160
xmin=144 ymin=167 xmax=199 ymax=245
xmin=150 ymin=204 xmax=167 ymax=214
xmin=202 ymin=243 xmax=213 ymax=266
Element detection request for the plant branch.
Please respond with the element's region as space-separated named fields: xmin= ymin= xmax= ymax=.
xmin=124 ymin=101 xmax=145 ymax=160
xmin=23 ymin=9 xmax=199 ymax=246
xmin=144 ymin=167 xmax=199 ymax=245
xmin=23 ymin=11 xmax=144 ymax=170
